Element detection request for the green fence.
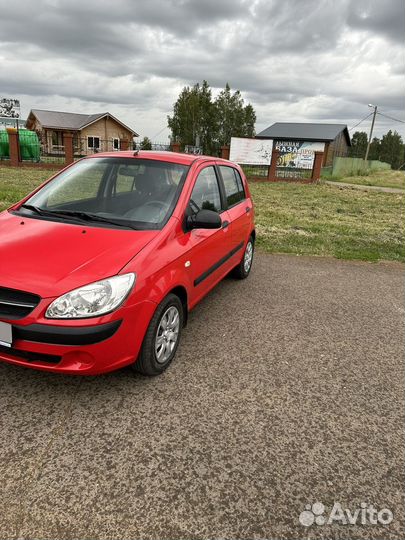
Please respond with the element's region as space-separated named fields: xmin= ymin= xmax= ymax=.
xmin=330 ymin=157 xmax=390 ymax=177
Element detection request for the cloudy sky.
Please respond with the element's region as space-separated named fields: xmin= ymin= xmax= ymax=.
xmin=0 ymin=0 xmax=404 ymax=140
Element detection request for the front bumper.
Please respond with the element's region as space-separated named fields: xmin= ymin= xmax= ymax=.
xmin=0 ymin=300 xmax=157 ymax=375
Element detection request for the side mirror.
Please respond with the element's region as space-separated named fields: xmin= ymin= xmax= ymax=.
xmin=186 ymin=209 xmax=221 ymax=230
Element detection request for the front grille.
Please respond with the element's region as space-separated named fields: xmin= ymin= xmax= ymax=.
xmin=0 ymin=287 xmax=41 ymax=320
xmin=0 ymin=344 xmax=61 ymax=364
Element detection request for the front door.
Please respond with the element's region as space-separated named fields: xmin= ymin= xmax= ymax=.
xmin=217 ymin=164 xmax=251 ymax=251
xmin=184 ymin=165 xmax=233 ymax=306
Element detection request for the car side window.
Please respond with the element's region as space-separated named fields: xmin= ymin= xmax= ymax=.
xmin=189 ymin=166 xmax=222 ymax=213
xmin=234 ymin=169 xmax=246 ymax=198
xmin=219 ymin=166 xmax=246 ymax=207
xmin=114 ymin=164 xmax=145 ymax=194
xmin=115 ymin=175 xmax=134 ymax=194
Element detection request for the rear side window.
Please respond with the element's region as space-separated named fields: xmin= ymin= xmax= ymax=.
xmin=190 ymin=166 xmax=222 ymax=213
xmin=219 ymin=166 xmax=246 ymax=207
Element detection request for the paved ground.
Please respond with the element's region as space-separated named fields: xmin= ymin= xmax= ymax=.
xmin=0 ymin=253 xmax=404 ymax=540
xmin=325 ymin=180 xmax=405 ymax=194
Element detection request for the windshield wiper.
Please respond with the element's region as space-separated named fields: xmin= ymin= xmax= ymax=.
xmin=20 ymin=204 xmax=88 ymax=222
xmin=19 ymin=205 xmax=137 ymax=230
xmin=53 ymin=210 xmax=139 ymax=229
xmin=20 ymin=204 xmax=49 ymax=215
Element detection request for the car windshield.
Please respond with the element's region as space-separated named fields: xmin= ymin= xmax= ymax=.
xmin=20 ymin=157 xmax=189 ymax=229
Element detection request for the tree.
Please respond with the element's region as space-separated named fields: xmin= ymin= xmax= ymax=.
xmin=197 ymin=80 xmax=218 ymax=155
xmin=168 ymin=81 xmax=256 ymax=154
xmin=214 ymin=83 xmax=256 ymax=147
xmin=368 ymin=137 xmax=381 ymax=161
xmin=140 ymin=136 xmax=152 ymax=150
xmin=379 ymin=130 xmax=404 ymax=169
xmin=350 ymin=131 xmax=368 ymax=158
xmin=243 ymin=103 xmax=257 ymax=139
xmin=167 ymin=80 xmax=218 ymax=154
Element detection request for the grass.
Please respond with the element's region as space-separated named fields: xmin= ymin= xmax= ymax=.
xmin=1 ymin=166 xmax=404 ymax=263
xmin=0 ymin=167 xmax=60 ymax=211
xmin=326 ymin=169 xmax=405 ymax=190
xmin=249 ymin=181 xmax=404 ymax=262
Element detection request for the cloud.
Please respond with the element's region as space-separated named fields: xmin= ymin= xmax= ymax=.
xmin=347 ymin=0 xmax=405 ymax=43
xmin=0 ymin=0 xmax=403 ymax=139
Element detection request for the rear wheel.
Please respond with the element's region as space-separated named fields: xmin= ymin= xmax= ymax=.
xmin=232 ymin=235 xmax=254 ymax=279
xmin=134 ymin=294 xmax=183 ymax=376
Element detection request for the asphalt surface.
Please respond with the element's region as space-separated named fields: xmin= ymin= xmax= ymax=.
xmin=0 ymin=253 xmax=404 ymax=540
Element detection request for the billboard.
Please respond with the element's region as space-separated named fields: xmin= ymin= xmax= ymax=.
xmin=0 ymin=98 xmax=20 ymax=118
xmin=230 ymin=137 xmax=274 ymax=165
xmin=0 ymin=117 xmax=26 ymax=129
xmin=275 ymin=140 xmax=324 ymax=169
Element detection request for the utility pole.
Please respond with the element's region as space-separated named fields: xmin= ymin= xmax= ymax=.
xmin=364 ymin=104 xmax=377 ymax=161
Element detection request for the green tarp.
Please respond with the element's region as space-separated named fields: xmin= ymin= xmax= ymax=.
xmin=0 ymin=129 xmax=40 ymax=161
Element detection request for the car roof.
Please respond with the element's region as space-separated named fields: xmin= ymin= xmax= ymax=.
xmin=83 ymin=150 xmax=232 ymax=166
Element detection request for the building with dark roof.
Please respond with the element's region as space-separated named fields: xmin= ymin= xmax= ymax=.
xmin=256 ymin=122 xmax=351 ymax=166
xmin=26 ymin=109 xmax=138 ymax=155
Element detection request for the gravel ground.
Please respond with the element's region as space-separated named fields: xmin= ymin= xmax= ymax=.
xmin=0 ymin=253 xmax=404 ymax=540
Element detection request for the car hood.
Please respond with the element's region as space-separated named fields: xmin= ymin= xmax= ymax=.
xmin=0 ymin=212 xmax=158 ymax=297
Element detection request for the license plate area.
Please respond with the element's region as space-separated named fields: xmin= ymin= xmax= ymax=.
xmin=0 ymin=321 xmax=12 ymax=347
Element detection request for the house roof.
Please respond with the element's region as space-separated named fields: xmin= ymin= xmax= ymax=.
xmin=256 ymin=122 xmax=351 ymax=145
xmin=27 ymin=109 xmax=138 ymax=136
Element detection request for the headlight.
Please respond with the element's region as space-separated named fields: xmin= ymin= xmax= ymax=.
xmin=46 ymin=273 xmax=136 ymax=319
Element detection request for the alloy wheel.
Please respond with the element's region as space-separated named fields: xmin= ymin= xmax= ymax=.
xmin=155 ymin=306 xmax=180 ymax=364
xmin=244 ymin=240 xmax=253 ymax=273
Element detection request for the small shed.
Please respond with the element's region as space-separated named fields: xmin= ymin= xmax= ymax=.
xmin=256 ymin=122 xmax=351 ymax=166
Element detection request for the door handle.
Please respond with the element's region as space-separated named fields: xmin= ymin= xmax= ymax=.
xmin=246 ymin=207 xmax=251 ymax=214
xmin=222 ymin=220 xmax=229 ymax=229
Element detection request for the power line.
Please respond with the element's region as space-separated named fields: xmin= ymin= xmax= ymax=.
xmin=348 ymin=112 xmax=373 ymax=131
xmin=151 ymin=125 xmax=169 ymax=139
xmin=377 ymin=111 xmax=405 ymax=124
xmin=377 ymin=107 xmax=404 ymax=117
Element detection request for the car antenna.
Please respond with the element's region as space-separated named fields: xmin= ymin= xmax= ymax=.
xmin=133 ymin=149 xmax=139 ymax=156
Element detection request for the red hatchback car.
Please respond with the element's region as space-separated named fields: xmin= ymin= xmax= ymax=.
xmin=0 ymin=151 xmax=255 ymax=375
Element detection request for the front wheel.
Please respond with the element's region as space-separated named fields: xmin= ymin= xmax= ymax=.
xmin=134 ymin=293 xmax=184 ymax=376
xmin=232 ymin=235 xmax=254 ymax=279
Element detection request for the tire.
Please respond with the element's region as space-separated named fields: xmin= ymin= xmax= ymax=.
xmin=134 ymin=293 xmax=184 ymax=376
xmin=232 ymin=235 xmax=255 ymax=280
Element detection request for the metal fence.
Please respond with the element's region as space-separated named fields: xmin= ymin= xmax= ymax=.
xmin=2 ymin=133 xmax=229 ymax=166
xmin=240 ymin=165 xmax=313 ymax=180
xmin=240 ymin=165 xmax=269 ymax=178
xmin=275 ymin=167 xmax=312 ymax=179
xmin=133 ymin=140 xmax=172 ymax=152
xmin=69 ymin=139 xmax=174 ymax=154
xmin=74 ymin=138 xmax=120 ymax=156
xmin=27 ymin=138 xmax=174 ymax=161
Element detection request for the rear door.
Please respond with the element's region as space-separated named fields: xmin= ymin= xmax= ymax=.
xmin=217 ymin=164 xmax=252 ymax=251
xmin=184 ymin=164 xmax=233 ymax=305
